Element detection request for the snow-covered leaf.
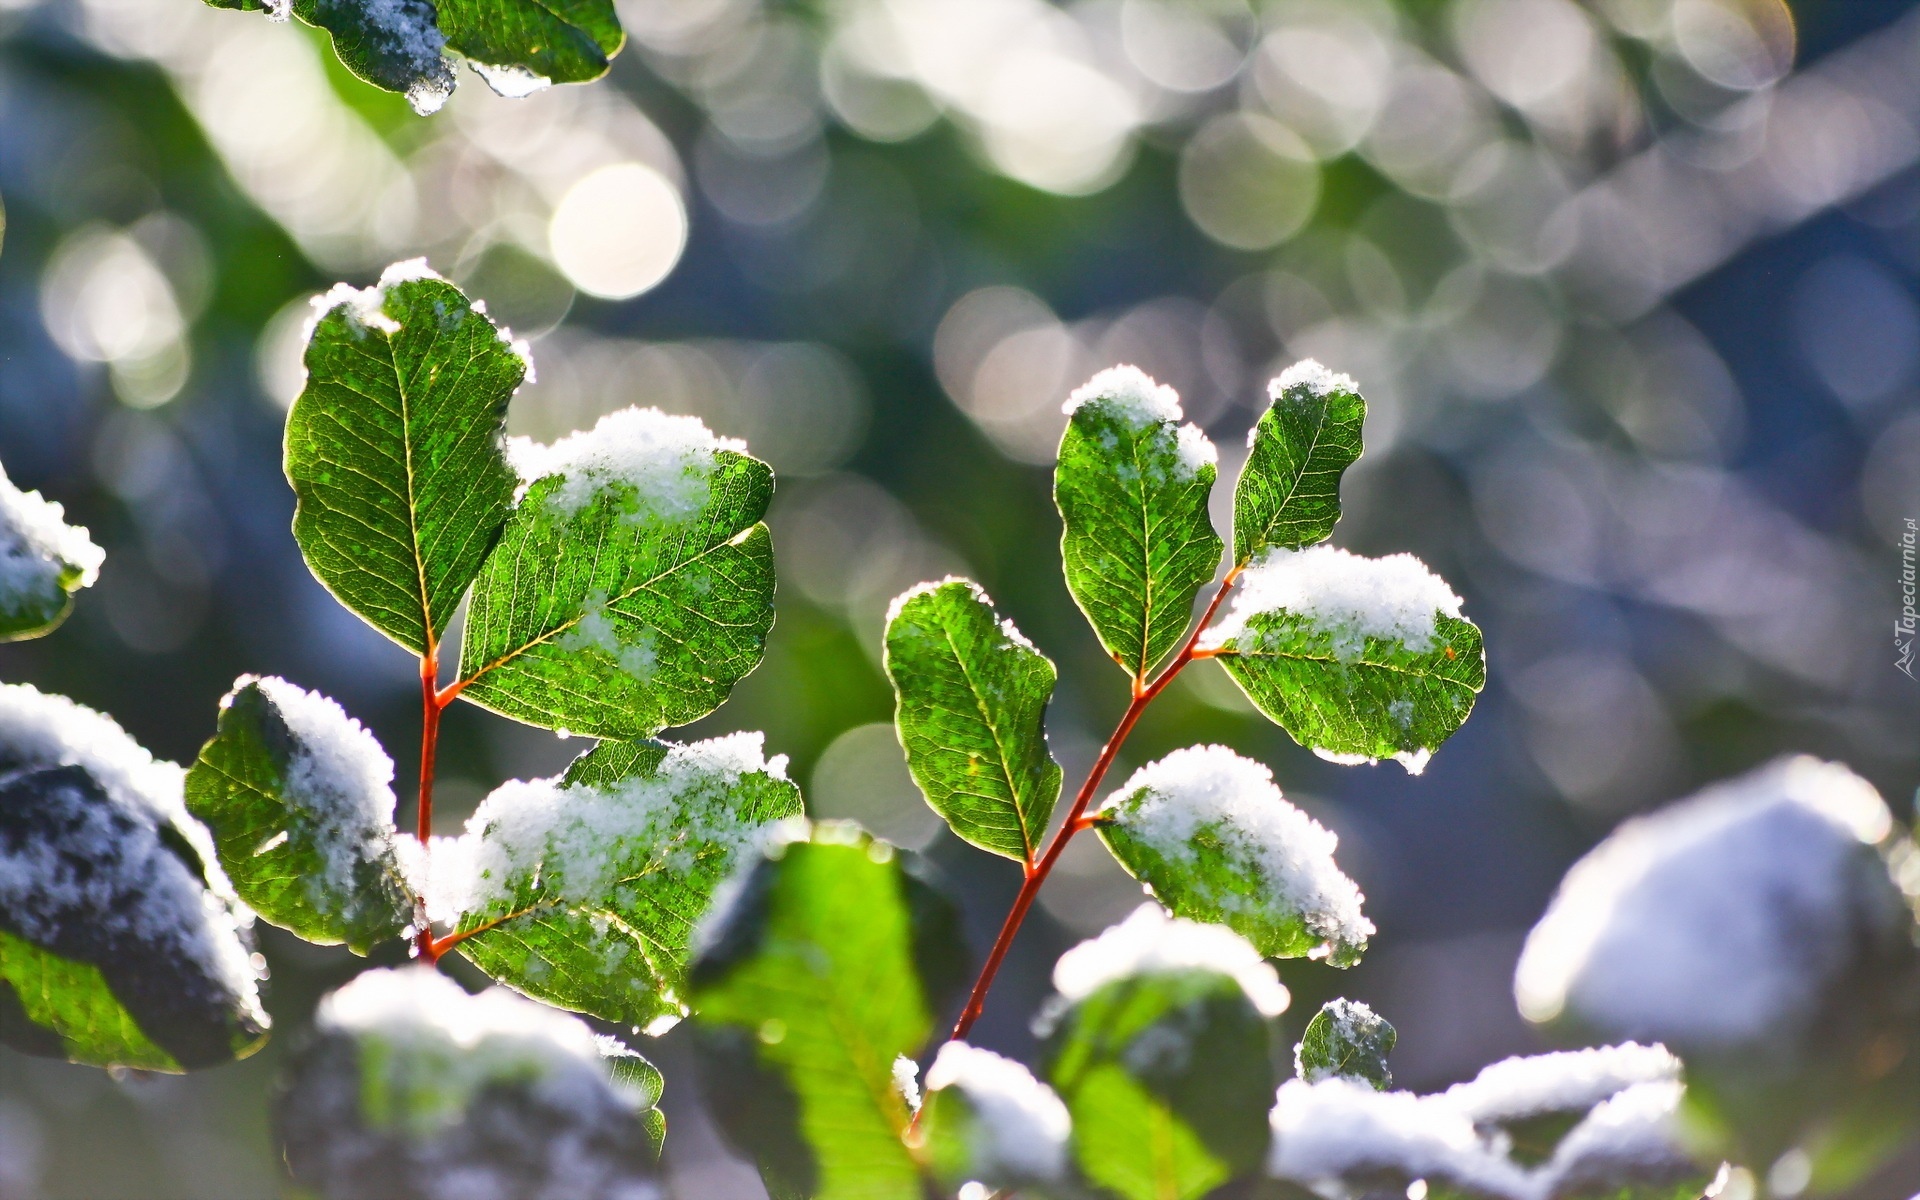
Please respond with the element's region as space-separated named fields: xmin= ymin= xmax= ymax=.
xmin=276 ymin=967 xmax=665 ymax=1200
xmin=184 ymin=676 xmax=415 ymax=954
xmin=1042 ymin=905 xmax=1283 ymax=1200
xmin=1266 ymin=1077 xmax=1529 ymax=1199
xmin=1054 ymin=366 xmax=1223 ymax=679
xmin=884 ymin=578 xmax=1062 ymax=863
xmin=429 ymin=733 xmax=801 ymax=1031
xmin=1514 ymin=755 xmax=1920 ymax=1177
xmin=1295 ymin=998 xmax=1395 ymax=1091
xmin=1234 ymin=360 xmax=1364 ymax=565
xmin=0 ymin=460 xmax=102 ymax=642
xmin=0 ymin=684 xmax=268 ymax=1071
xmin=688 ymin=823 xmax=966 ymax=1200
xmin=455 ymin=408 xmax=775 ymax=739
xmin=1204 ymin=545 xmax=1483 ymax=772
xmin=1441 ymin=1044 xmax=1681 ymax=1166
xmin=287 ymin=261 xmax=523 ymax=655
xmin=919 ymin=1042 xmax=1072 ymax=1195
xmin=1096 ymin=745 xmax=1372 ymax=965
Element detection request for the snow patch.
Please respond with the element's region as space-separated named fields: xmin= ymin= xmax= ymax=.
xmin=1204 ymin=545 xmax=1463 ymax=662
xmin=1443 ymin=1043 xmax=1681 ymax=1126
xmin=1538 ymin=1080 xmax=1695 ymax=1197
xmin=425 ymin=732 xmax=792 ymax=925
xmin=1102 ymin=746 xmax=1371 ymax=959
xmin=0 ymin=464 xmax=103 ymax=621
xmin=1271 ymin=359 xmax=1358 ymax=403
xmin=237 ymin=677 xmax=400 ymax=912
xmin=1514 ymin=756 xmax=1903 ymax=1052
xmin=925 ymin=1042 xmax=1071 ymax=1182
xmin=1268 ymin=1077 xmax=1528 ymax=1197
xmin=506 ymin=407 xmax=745 ymax=523
xmin=1053 ymin=903 xmax=1289 ymax=1017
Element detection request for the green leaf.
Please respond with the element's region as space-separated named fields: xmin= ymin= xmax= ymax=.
xmin=884 ymin=579 xmax=1063 ymax=863
xmin=438 ymin=733 xmax=802 ymax=1030
xmin=455 ymin=410 xmax=775 ymax=739
xmin=688 ymin=823 xmax=967 ymax=1200
xmin=279 ymin=967 xmax=664 ymax=1200
xmin=1234 ymin=361 xmax=1365 ymax=565
xmin=286 ymin=262 xmax=524 ymax=657
xmin=1294 ymin=999 xmax=1394 ymax=1090
xmin=184 ymin=676 xmax=415 ymax=954
xmin=435 ymin=0 xmax=624 ymax=90
xmin=1096 ymin=745 xmax=1372 ymax=966
xmin=1043 ymin=960 xmax=1277 ymax=1200
xmin=201 ymin=0 xmax=623 ymax=113
xmin=918 ymin=1041 xmax=1072 ymax=1195
xmin=1055 ymin=367 xmax=1223 ymax=679
xmin=0 ymin=461 xmax=103 ymax=642
xmin=1207 ymin=545 xmax=1484 ymax=772
xmin=0 ymin=685 xmax=270 ymax=1071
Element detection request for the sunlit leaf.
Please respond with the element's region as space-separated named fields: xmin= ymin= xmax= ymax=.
xmin=884 ymin=579 xmax=1062 ymax=863
xmin=1206 ymin=545 xmax=1483 ymax=772
xmin=0 ymin=460 xmax=102 ymax=642
xmin=689 ymin=823 xmax=967 ymax=1200
xmin=1234 ymin=361 xmax=1365 ymax=566
xmin=434 ymin=733 xmax=801 ymax=1030
xmin=1294 ymin=999 xmax=1394 ymax=1090
xmin=286 ymin=262 xmax=523 ymax=655
xmin=1055 ymin=366 xmax=1223 ymax=678
xmin=455 ymin=409 xmax=775 ymax=739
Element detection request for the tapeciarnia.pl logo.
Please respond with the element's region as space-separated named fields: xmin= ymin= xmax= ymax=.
xmin=1900 ymin=517 xmax=1917 ymax=679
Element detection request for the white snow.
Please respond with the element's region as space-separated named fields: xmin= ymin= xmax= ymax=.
xmin=0 ymin=463 xmax=103 ymax=619
xmin=1442 ymin=1043 xmax=1681 ymax=1126
xmin=317 ymin=967 xmax=642 ymax=1129
xmin=1101 ymin=746 xmax=1371 ymax=959
xmin=1268 ymin=1077 xmax=1529 ymax=1198
xmin=1513 ymin=755 xmax=1903 ymax=1052
xmin=1203 ymin=545 xmax=1463 ymax=663
xmin=884 ymin=578 xmax=1039 ymax=654
xmin=425 ymin=732 xmax=793 ymax=925
xmin=924 ymin=1042 xmax=1070 ymax=1183
xmin=1053 ymin=903 xmax=1289 ymax=1017
xmin=506 ymin=407 xmax=746 ymax=522
xmin=892 ymin=1055 xmax=922 ymax=1112
xmin=1271 ymin=359 xmax=1358 ymax=403
xmin=237 ymin=677 xmax=399 ymax=912
xmin=1538 ymin=1081 xmax=1693 ymax=1198
xmin=1062 ymin=365 xmax=1218 ymax=477
xmin=0 ymin=683 xmax=264 ymax=1025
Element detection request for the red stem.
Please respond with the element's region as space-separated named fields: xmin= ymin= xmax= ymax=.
xmin=415 ymin=647 xmax=444 ymax=963
xmin=943 ymin=568 xmax=1240 ymax=1045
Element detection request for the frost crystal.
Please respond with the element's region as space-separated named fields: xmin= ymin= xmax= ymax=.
xmin=1204 ymin=545 xmax=1463 ymax=662
xmin=0 ymin=683 xmax=264 ymax=1028
xmin=425 ymin=733 xmax=792 ymax=924
xmin=1102 ymin=746 xmax=1371 ymax=958
xmin=506 ymin=407 xmax=746 ymax=522
xmin=235 ymin=676 xmax=400 ymax=911
xmin=1514 ymin=755 xmax=1903 ymax=1052
xmin=925 ymin=1042 xmax=1071 ymax=1182
xmin=1063 ymin=365 xmax=1218 ymax=478
xmin=0 ymin=463 xmax=103 ymax=621
xmin=1442 ymin=1043 xmax=1681 ymax=1126
xmin=1054 ymin=903 xmax=1289 ymax=1017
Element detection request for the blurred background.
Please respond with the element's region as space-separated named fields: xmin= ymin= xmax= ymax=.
xmin=0 ymin=0 xmax=1917 ymax=1194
